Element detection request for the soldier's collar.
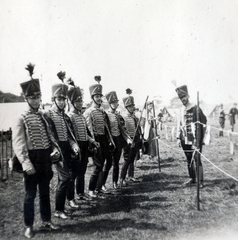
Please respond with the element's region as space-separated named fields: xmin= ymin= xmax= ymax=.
xmin=51 ymin=104 xmax=64 ymax=114
xmin=184 ymin=102 xmax=194 ymax=111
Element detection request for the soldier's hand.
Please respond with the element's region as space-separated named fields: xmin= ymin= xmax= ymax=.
xmin=177 ymin=139 xmax=181 ymax=148
xmin=25 ymin=166 xmax=36 ymax=175
xmin=50 ymin=150 xmax=60 ymax=160
xmin=73 ymin=147 xmax=80 ymax=155
xmin=127 ymin=139 xmax=132 ymax=145
xmin=93 ymin=141 xmax=100 ymax=148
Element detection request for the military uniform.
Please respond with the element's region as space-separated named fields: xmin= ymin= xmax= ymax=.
xmin=218 ymin=104 xmax=226 ymax=136
xmin=102 ymin=91 xmax=132 ymax=189
xmin=83 ymin=77 xmax=115 ymax=196
xmin=67 ymin=85 xmax=97 ymax=199
xmin=12 ymin=64 xmax=60 ymax=238
xmin=119 ymin=91 xmax=141 ymax=184
xmin=176 ymin=85 xmax=207 ymax=186
xmin=229 ymin=104 xmax=238 ymax=132
xmin=44 ymin=81 xmax=80 ymax=218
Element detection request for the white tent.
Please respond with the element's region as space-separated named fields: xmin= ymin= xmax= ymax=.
xmin=0 ymin=102 xmax=28 ymax=131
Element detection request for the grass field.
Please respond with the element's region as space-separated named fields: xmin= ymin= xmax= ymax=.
xmin=1 ymin=118 xmax=238 ymax=240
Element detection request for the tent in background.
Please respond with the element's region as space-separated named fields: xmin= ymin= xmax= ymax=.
xmin=0 ymin=102 xmax=28 ymax=132
xmin=200 ymin=103 xmax=218 ymax=119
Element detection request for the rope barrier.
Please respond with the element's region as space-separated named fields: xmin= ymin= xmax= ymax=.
xmin=198 ymin=150 xmax=238 ymax=182
xmin=162 ymin=121 xmax=238 ymax=135
xmin=158 ymin=137 xmax=238 ymax=182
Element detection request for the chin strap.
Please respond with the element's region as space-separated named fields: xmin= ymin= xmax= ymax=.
xmin=54 ymin=99 xmax=64 ymax=113
xmin=126 ymin=107 xmax=134 ymax=114
xmin=26 ymin=99 xmax=39 ymax=112
xmin=72 ymin=101 xmax=81 ymax=112
xmin=92 ymin=97 xmax=101 ymax=108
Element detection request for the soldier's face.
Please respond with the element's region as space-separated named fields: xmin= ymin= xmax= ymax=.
xmin=93 ymin=95 xmax=103 ymax=105
xmin=55 ymin=97 xmax=66 ymax=109
xmin=110 ymin=101 xmax=119 ymax=110
xmin=74 ymin=100 xmax=83 ymax=110
xmin=179 ymin=95 xmax=189 ymax=106
xmin=127 ymin=105 xmax=135 ymax=113
xmin=27 ymin=95 xmax=41 ymax=109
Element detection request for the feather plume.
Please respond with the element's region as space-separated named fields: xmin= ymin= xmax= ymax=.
xmin=126 ymin=88 xmax=132 ymax=95
xmin=66 ymin=78 xmax=75 ymax=86
xmin=94 ymin=75 xmax=101 ymax=84
xmin=57 ymin=71 xmax=66 ymax=82
xmin=25 ymin=63 xmax=35 ymax=78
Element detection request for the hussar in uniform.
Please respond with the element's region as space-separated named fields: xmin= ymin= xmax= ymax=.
xmin=102 ymin=91 xmax=132 ymax=190
xmin=176 ymin=85 xmax=207 ymax=187
xmin=119 ymin=89 xmax=142 ymax=187
xmin=83 ymin=76 xmax=115 ymax=197
xmin=44 ymin=72 xmax=80 ymax=219
xmin=66 ymin=79 xmax=99 ymax=200
xmin=12 ymin=64 xmax=60 ymax=239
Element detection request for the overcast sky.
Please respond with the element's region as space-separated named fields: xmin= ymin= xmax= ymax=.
xmin=1 ymin=0 xmax=238 ymax=106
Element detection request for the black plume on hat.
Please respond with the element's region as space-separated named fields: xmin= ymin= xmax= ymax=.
xmin=94 ymin=75 xmax=101 ymax=84
xmin=20 ymin=63 xmax=41 ymax=97
xmin=66 ymin=77 xmax=75 ymax=87
xmin=25 ymin=63 xmax=35 ymax=79
xmin=57 ymin=71 xmax=66 ymax=82
xmin=126 ymin=88 xmax=132 ymax=95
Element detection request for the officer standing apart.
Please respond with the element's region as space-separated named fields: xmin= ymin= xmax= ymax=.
xmin=84 ymin=76 xmax=115 ymax=197
xmin=12 ymin=64 xmax=60 ymax=239
xmin=66 ymin=79 xmax=99 ymax=200
xmin=176 ymin=85 xmax=207 ymax=188
xmin=119 ymin=89 xmax=141 ymax=187
xmin=102 ymin=91 xmax=132 ymax=190
xmin=44 ymin=71 xmax=80 ymax=219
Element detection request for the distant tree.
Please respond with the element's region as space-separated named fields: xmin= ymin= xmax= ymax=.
xmin=152 ymin=95 xmax=163 ymax=105
xmin=153 ymin=99 xmax=162 ymax=105
xmin=0 ymin=91 xmax=25 ymax=103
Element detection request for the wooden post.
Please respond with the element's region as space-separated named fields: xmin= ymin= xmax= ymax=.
xmin=171 ymin=127 xmax=175 ymax=142
xmin=165 ymin=125 xmax=168 ymax=140
xmin=1 ymin=131 xmax=3 ymax=181
xmin=10 ymin=128 xmax=13 ymax=178
xmin=196 ymin=92 xmax=200 ymax=211
xmin=152 ymin=101 xmax=161 ymax=172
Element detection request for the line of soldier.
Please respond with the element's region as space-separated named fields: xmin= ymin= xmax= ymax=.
xmin=12 ymin=63 xmax=207 ymax=239
xmin=12 ymin=64 xmax=144 ymax=239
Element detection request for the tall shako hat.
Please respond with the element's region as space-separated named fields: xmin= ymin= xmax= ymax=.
xmin=175 ymin=85 xmax=188 ymax=98
xmin=89 ymin=76 xmax=103 ymax=97
xmin=123 ymin=88 xmax=134 ymax=107
xmin=52 ymin=71 xmax=68 ymax=99
xmin=20 ymin=63 xmax=41 ymax=97
xmin=105 ymin=91 xmax=118 ymax=104
xmin=66 ymin=78 xmax=83 ymax=102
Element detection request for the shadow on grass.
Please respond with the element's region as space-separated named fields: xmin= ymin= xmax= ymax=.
xmin=34 ymin=218 xmax=167 ymax=237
